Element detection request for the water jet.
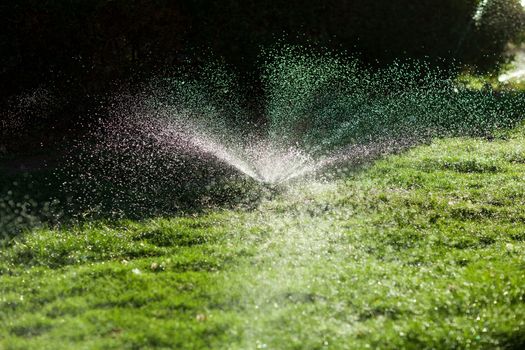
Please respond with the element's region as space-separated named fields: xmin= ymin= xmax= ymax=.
xmin=62 ymin=46 xmax=525 ymax=218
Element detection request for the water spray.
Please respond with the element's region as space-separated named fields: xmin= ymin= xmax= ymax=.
xmin=62 ymin=45 xmax=525 ymax=217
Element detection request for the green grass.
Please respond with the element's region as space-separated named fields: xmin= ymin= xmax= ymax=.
xmin=2 ymin=126 xmax=525 ymax=349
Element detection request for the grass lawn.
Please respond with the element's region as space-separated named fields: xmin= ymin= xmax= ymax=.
xmin=2 ymin=126 xmax=525 ymax=349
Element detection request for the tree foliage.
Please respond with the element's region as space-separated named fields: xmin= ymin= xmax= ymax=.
xmin=1 ymin=0 xmax=524 ymax=97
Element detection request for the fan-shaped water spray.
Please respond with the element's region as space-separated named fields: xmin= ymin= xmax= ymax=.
xmin=59 ymin=46 xmax=524 ymax=219
xmin=123 ymin=113 xmax=322 ymax=184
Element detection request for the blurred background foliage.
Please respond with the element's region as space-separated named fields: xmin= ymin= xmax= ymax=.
xmin=2 ymin=0 xmax=525 ymax=94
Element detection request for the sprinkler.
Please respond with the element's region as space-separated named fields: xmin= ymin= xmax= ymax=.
xmin=260 ymin=181 xmax=284 ymax=198
xmin=253 ymin=167 xmax=287 ymax=193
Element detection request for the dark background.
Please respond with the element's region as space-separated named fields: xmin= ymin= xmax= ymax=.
xmin=1 ymin=0 xmax=525 ymax=156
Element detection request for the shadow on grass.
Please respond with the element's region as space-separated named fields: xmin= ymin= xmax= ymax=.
xmin=0 ymin=155 xmax=265 ymax=244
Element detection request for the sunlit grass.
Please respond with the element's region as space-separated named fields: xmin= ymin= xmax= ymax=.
xmin=2 ymin=125 xmax=525 ymax=349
